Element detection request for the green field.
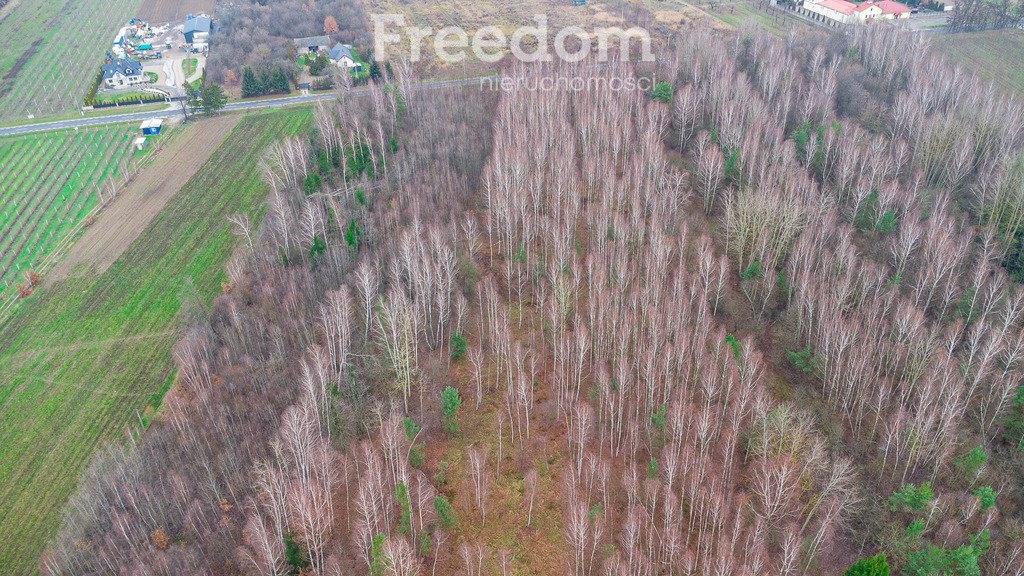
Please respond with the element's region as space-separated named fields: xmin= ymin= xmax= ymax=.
xmin=0 ymin=0 xmax=141 ymax=121
xmin=703 ymin=1 xmax=805 ymax=36
xmin=0 ymin=107 xmax=313 ymax=575
xmin=0 ymin=125 xmax=137 ymax=301
xmin=932 ymin=29 xmax=1024 ymax=97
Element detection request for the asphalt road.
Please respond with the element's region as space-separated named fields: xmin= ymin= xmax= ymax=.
xmin=0 ymin=78 xmax=487 ymax=137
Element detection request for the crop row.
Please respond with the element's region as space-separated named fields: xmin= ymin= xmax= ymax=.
xmin=0 ymin=0 xmax=141 ymax=120
xmin=0 ymin=126 xmax=134 ymax=292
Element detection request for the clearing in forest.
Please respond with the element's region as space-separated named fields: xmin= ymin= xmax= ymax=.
xmin=0 ymin=107 xmax=312 ymax=576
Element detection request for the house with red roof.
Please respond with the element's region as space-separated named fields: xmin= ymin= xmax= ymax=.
xmin=874 ymin=0 xmax=913 ymax=18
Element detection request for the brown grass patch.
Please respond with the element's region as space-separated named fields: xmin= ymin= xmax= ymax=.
xmin=136 ymin=0 xmax=213 ymax=23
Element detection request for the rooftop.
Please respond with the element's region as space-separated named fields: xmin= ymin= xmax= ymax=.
xmin=816 ymin=0 xmax=858 ymax=14
xmin=101 ymin=57 xmax=142 ymax=79
xmin=876 ymin=0 xmax=912 ymax=13
xmin=329 ymin=43 xmax=354 ymax=61
xmin=294 ymin=35 xmax=331 ymax=49
xmin=184 ymin=14 xmax=212 ymax=34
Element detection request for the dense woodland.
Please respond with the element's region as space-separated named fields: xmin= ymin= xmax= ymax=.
xmin=205 ymin=0 xmax=369 ymax=86
xmin=43 ymin=22 xmax=1024 ymax=576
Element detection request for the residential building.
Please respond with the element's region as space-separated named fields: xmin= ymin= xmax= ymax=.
xmin=329 ymin=43 xmax=362 ymax=71
xmin=873 ymin=0 xmax=912 ymax=18
xmin=101 ymin=57 xmax=145 ymax=88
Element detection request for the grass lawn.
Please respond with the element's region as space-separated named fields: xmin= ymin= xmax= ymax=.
xmin=703 ymin=1 xmax=805 ymax=35
xmin=0 ymin=107 xmax=312 ymax=575
xmin=182 ymin=57 xmax=198 ymax=78
xmin=92 ymin=90 xmax=161 ymax=104
xmin=931 ymin=29 xmax=1024 ymax=97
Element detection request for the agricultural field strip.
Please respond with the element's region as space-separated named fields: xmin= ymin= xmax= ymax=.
xmin=0 ymin=132 xmax=97 ymax=279
xmin=0 ymin=0 xmax=60 ymax=73
xmin=931 ymin=30 xmax=1024 ymax=97
xmin=0 ymin=0 xmax=141 ymax=120
xmin=17 ymin=130 xmax=132 ymax=275
xmin=0 ymin=126 xmax=133 ymax=292
xmin=0 ymin=135 xmax=80 ymax=268
xmin=0 ymin=108 xmax=312 ymax=575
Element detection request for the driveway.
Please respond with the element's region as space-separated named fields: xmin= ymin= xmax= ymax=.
xmin=906 ymin=10 xmax=949 ymax=31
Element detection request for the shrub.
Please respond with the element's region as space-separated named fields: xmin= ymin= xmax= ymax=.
xmin=440 ymin=386 xmax=461 ymax=434
xmin=973 ymin=486 xmax=996 ymax=511
xmin=844 ymin=553 xmax=889 ymax=576
xmin=651 ymin=81 xmax=673 ymax=102
xmin=450 ymin=332 xmax=467 ymax=360
xmin=433 ymin=495 xmax=456 ymax=528
xmin=889 ymin=482 xmax=933 ymax=512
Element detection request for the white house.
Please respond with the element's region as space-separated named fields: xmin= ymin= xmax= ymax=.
xmin=101 ymin=58 xmax=145 ymax=88
xmin=329 ymin=43 xmax=361 ymax=71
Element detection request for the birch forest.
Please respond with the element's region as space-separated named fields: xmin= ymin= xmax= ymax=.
xmin=42 ymin=23 xmax=1024 ymax=576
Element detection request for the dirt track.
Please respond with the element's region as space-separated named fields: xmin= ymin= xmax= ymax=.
xmin=136 ymin=0 xmax=213 ymax=23
xmin=49 ymin=115 xmax=239 ymax=281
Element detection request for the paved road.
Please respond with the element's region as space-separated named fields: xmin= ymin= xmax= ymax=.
xmin=0 ymin=78 xmax=487 ymax=137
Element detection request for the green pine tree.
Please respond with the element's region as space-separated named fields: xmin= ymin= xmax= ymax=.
xmin=844 ymin=553 xmax=889 ymax=576
xmin=241 ymin=66 xmax=259 ymax=97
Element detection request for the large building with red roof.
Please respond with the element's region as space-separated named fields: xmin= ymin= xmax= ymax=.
xmin=803 ymin=0 xmax=911 ymax=24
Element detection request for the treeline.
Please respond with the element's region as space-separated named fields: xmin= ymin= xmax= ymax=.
xmin=947 ymin=0 xmax=1024 ymax=31
xmin=206 ymin=0 xmax=369 ymax=87
xmin=240 ymin=66 xmax=290 ymax=98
